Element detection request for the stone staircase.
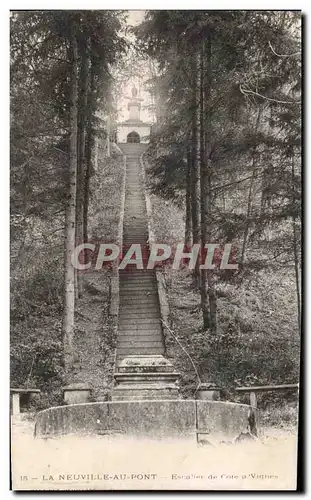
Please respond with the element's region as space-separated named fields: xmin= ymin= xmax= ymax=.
xmin=111 ymin=143 xmax=179 ymax=401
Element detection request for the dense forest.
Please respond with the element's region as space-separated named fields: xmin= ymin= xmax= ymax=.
xmin=10 ymin=11 xmax=301 ymax=415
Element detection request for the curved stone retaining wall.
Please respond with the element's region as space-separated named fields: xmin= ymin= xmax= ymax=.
xmin=35 ymin=400 xmax=256 ymax=441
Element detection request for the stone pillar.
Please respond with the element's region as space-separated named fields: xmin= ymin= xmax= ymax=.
xmin=63 ymin=383 xmax=91 ymax=405
xmin=196 ymin=384 xmax=221 ymax=401
xmin=93 ymin=136 xmax=98 ymax=171
xmin=12 ymin=393 xmax=20 ymax=415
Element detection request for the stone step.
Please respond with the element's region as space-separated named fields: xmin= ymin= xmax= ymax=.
xmin=117 ymin=347 xmax=164 ymax=356
xmin=118 ymin=332 xmax=162 ymax=339
xmin=113 ymin=383 xmax=178 ymax=391
xmin=124 ymin=202 xmax=145 ymax=206
xmin=119 ymin=288 xmax=156 ymax=292
xmin=122 ymin=235 xmax=149 ymax=239
xmin=122 ymin=229 xmax=148 ymax=233
xmin=120 ymin=272 xmax=154 ymax=277
xmin=114 ymin=372 xmax=179 ymax=382
xmin=123 ymin=216 xmax=147 ymax=221
xmin=119 ymin=295 xmax=158 ymax=301
xmin=120 ymin=283 xmax=157 ymax=289
xmin=120 ymin=275 xmax=154 ymax=280
xmin=120 ymin=275 xmax=155 ymax=280
xmin=120 ymin=273 xmax=154 ymax=279
xmin=117 ymin=341 xmax=163 ymax=348
xmin=118 ymin=323 xmax=161 ymax=330
xmin=119 ymin=288 xmax=158 ymax=292
xmin=126 ymin=184 xmax=143 ymax=187
xmin=120 ymin=303 xmax=159 ymax=310
xmin=119 ymin=308 xmax=160 ymax=316
xmin=120 ymin=285 xmax=157 ymax=290
xmin=117 ymin=333 xmax=162 ymax=341
xmin=119 ymin=283 xmax=157 ymax=289
xmin=118 ymin=317 xmax=160 ymax=325
xmin=123 ymin=221 xmax=147 ymax=224
xmin=117 ymin=334 xmax=163 ymax=342
xmin=122 ymin=235 xmax=148 ymax=239
xmin=120 ymin=240 xmax=150 ymax=245
xmin=120 ymin=296 xmax=158 ymax=303
xmin=120 ymin=300 xmax=159 ymax=308
xmin=111 ymin=394 xmax=178 ymax=401
xmin=118 ymin=325 xmax=162 ymax=333
xmin=122 ymin=233 xmax=148 ymax=238
xmin=116 ymin=356 xmax=176 ymax=374
xmin=119 ymin=270 xmax=155 ymax=276
xmin=121 ymin=240 xmax=149 ymax=244
xmin=124 ymin=190 xmax=145 ymax=194
xmin=123 ymin=219 xmax=147 ymax=223
xmin=119 ymin=276 xmax=156 ymax=281
xmin=123 ymin=199 xmax=145 ymax=203
xmin=122 ymin=229 xmax=148 ymax=234
xmin=111 ymin=388 xmax=179 ymax=401
xmin=120 ymin=279 xmax=155 ymax=283
xmin=120 ymin=287 xmax=157 ymax=292
xmin=122 ymin=235 xmax=149 ymax=240
xmin=123 ymin=222 xmax=147 ymax=226
xmin=119 ymin=313 xmax=160 ymax=320
xmin=120 ymin=285 xmax=157 ymax=291
xmin=119 ymin=280 xmax=156 ymax=285
xmin=120 ymin=243 xmax=151 ymax=249
xmin=123 ymin=216 xmax=147 ymax=220
xmin=119 ymin=306 xmax=159 ymax=313
xmin=119 ymin=300 xmax=160 ymax=310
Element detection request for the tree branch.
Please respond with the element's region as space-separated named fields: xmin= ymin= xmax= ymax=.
xmin=268 ymin=41 xmax=301 ymax=58
xmin=239 ymin=84 xmax=300 ymax=105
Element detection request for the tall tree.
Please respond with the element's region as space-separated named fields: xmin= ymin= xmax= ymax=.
xmin=63 ymin=28 xmax=78 ymax=377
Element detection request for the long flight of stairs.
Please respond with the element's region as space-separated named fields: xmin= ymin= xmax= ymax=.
xmin=111 ymin=143 xmax=179 ymax=401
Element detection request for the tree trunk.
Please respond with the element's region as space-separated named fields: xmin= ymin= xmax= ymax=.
xmin=62 ymin=32 xmax=78 ymax=379
xmin=76 ymin=39 xmax=89 ymax=296
xmin=184 ymin=146 xmax=192 ymax=248
xmin=241 ymin=108 xmax=262 ymax=266
xmin=83 ymin=51 xmax=96 ymax=245
xmin=240 ymin=157 xmax=256 ymax=266
xmin=106 ymin=115 xmax=111 ymax=157
xmin=292 ymin=215 xmax=301 ymax=331
xmin=190 ymin=52 xmax=201 ymax=286
xmin=291 ymin=156 xmax=301 ymax=332
xmin=200 ymin=32 xmax=217 ymax=333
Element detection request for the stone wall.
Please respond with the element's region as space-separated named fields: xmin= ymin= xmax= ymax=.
xmin=35 ymin=400 xmax=256 ymax=442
